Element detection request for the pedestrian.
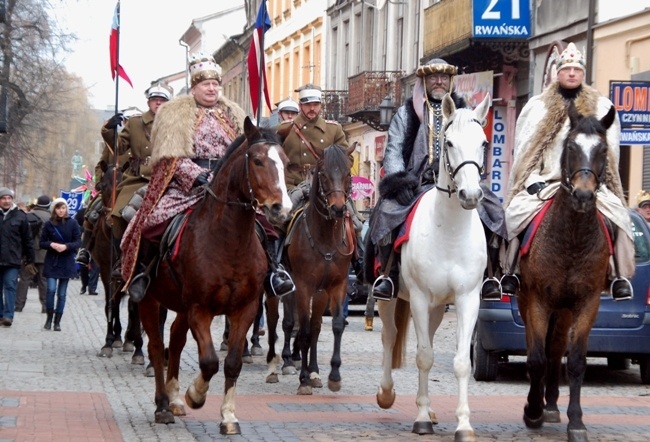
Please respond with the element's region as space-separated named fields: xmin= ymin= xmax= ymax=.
xmin=502 ymin=42 xmax=634 ymax=300
xmin=0 ymin=187 xmax=35 ymax=327
xmin=16 ymin=194 xmax=50 ymax=313
xmin=636 ymin=190 xmax=650 ymax=229
xmin=41 ymin=198 xmax=81 ymax=331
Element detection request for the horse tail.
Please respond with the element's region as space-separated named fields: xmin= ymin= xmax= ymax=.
xmin=391 ymin=297 xmax=410 ymax=369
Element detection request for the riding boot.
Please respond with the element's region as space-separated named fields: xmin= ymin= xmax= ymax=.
xmin=264 ymin=238 xmax=295 ymax=298
xmin=53 ymin=313 xmax=62 ymax=332
xmin=127 ymin=245 xmax=157 ymax=303
xmin=499 ymin=236 xmax=521 ymax=296
xmin=481 ymin=233 xmax=503 ymax=301
xmin=43 ymin=309 xmax=54 ymax=330
xmin=372 ymin=241 xmax=399 ymax=301
xmin=75 ymin=229 xmax=92 ymax=266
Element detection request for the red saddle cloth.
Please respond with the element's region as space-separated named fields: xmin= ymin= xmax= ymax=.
xmin=519 ymin=199 xmax=613 ymax=257
xmin=393 ymin=193 xmax=426 ymax=252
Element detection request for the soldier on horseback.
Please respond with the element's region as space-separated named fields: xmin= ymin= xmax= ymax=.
xmin=366 ymin=58 xmax=507 ymax=301
xmin=502 ymin=42 xmax=634 ymax=300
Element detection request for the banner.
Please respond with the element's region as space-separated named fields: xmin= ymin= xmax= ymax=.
xmin=59 ymin=190 xmax=84 ymax=218
xmin=351 ymin=176 xmax=374 ymax=201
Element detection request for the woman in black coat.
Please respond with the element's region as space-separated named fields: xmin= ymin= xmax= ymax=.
xmin=40 ymin=198 xmax=81 ymax=331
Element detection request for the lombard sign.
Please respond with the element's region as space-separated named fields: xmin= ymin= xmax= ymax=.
xmin=472 ymin=0 xmax=530 ymax=39
xmin=610 ymin=81 xmax=650 ymax=127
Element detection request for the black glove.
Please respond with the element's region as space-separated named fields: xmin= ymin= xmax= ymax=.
xmin=395 ymin=186 xmax=415 ymax=206
xmin=105 ymin=113 xmax=124 ymax=130
xmin=193 ymin=172 xmax=209 ymax=187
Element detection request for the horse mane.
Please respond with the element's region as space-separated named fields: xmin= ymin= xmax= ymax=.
xmin=568 ymin=111 xmax=608 ymax=139
xmin=321 ymin=144 xmax=351 ymax=173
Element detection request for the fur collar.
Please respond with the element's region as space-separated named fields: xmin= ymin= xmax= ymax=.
xmin=150 ymin=94 xmax=246 ymax=165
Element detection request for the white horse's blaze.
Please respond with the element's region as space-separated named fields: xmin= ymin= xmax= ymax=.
xmin=377 ymin=93 xmax=490 ymax=440
xmin=268 ymin=146 xmax=293 ymax=213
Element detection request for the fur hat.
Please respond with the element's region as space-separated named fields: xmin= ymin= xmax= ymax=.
xmin=416 ymin=58 xmax=458 ymax=78
xmin=50 ymin=197 xmax=68 ymax=214
xmin=189 ymin=53 xmax=222 ymax=88
xmin=557 ymin=42 xmax=585 ymax=73
xmin=637 ymin=190 xmax=650 ymax=208
xmin=0 ymin=187 xmax=14 ymax=199
xmin=145 ymin=83 xmax=173 ymax=101
xmin=295 ymin=84 xmax=322 ymax=104
xmin=35 ymin=195 xmax=51 ymax=208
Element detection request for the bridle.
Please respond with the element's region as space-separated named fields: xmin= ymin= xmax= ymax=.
xmin=435 ymin=117 xmax=485 ymax=197
xmin=560 ymin=140 xmax=605 ymax=195
xmin=313 ymin=167 xmax=352 ymax=220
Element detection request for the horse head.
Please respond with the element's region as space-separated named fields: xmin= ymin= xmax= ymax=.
xmin=440 ymin=93 xmax=489 ymax=209
xmin=310 ymin=143 xmax=353 ymax=219
xmin=560 ymin=102 xmax=615 ymax=212
xmin=241 ymin=117 xmax=292 ymax=225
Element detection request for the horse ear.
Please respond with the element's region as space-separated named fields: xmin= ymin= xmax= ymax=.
xmin=567 ymin=100 xmax=581 ymax=129
xmin=442 ymin=93 xmax=456 ymax=120
xmin=474 ymin=93 xmax=491 ymax=124
xmin=99 ymin=160 xmax=108 ymax=173
xmin=345 ymin=142 xmax=356 ymax=157
xmin=600 ymin=105 xmax=616 ymax=131
xmin=243 ymin=116 xmax=259 ymax=139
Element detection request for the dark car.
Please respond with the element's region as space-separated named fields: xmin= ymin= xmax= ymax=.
xmin=471 ymin=209 xmax=650 ymax=384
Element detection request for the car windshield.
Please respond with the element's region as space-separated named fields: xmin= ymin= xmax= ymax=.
xmin=630 ymin=215 xmax=650 ymax=262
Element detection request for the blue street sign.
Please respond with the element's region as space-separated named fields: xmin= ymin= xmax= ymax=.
xmin=472 ymin=0 xmax=531 ymax=39
xmin=59 ymin=190 xmax=83 ymax=218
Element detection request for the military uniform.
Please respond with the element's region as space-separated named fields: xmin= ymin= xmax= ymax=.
xmin=278 ymin=114 xmax=348 ymax=189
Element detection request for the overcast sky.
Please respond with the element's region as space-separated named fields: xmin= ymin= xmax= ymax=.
xmin=51 ymin=0 xmax=232 ymax=110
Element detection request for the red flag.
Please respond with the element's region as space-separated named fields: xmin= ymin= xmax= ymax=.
xmin=109 ymin=2 xmax=133 ymax=87
xmin=247 ymin=1 xmax=272 ymax=118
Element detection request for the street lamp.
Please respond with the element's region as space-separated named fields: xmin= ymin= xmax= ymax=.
xmin=379 ymin=95 xmax=394 ymax=130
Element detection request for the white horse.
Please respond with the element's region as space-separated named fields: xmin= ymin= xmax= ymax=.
xmin=376 ymin=93 xmax=491 ymax=441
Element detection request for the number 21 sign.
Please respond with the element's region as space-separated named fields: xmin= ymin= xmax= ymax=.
xmin=472 ymin=0 xmax=531 ymax=39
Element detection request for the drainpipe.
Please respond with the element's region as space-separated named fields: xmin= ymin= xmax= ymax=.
xmin=179 ymin=39 xmax=190 ymax=93
xmin=585 ymin=0 xmax=595 ymax=85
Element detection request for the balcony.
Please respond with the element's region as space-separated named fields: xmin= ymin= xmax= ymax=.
xmin=347 ymin=71 xmax=403 ymax=131
xmin=321 ymin=90 xmax=349 ymax=124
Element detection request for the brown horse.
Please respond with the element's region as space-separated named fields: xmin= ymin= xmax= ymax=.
xmin=266 ymin=144 xmax=355 ymax=394
xmin=91 ymin=161 xmax=144 ymax=364
xmin=518 ymin=103 xmax=617 ymax=441
xmin=137 ymin=117 xmax=292 ymax=434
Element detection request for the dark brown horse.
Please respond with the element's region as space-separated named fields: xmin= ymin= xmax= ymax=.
xmin=137 ymin=117 xmax=292 ymax=434
xmin=518 ymin=103 xmax=617 ymax=441
xmin=266 ymin=144 xmax=355 ymax=394
xmin=91 ymin=161 xmax=144 ymax=365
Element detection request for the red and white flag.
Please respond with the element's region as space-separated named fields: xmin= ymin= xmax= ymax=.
xmin=247 ymin=0 xmax=272 ymax=118
xmin=109 ymin=1 xmax=133 ymax=87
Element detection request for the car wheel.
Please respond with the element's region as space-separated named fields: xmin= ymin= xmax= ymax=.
xmin=640 ymin=356 xmax=650 ymax=384
xmin=471 ymin=326 xmax=499 ymax=381
xmin=607 ymin=356 xmax=630 ymax=370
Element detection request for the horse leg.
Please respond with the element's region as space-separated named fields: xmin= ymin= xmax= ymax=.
xmin=521 ymin=296 xmax=549 ymax=429
xmin=98 ymin=273 xmax=115 ymax=357
xmin=296 ymin=294 xmax=314 ymax=395
xmin=166 ymin=312 xmax=188 ymax=417
xmin=543 ymin=311 xmax=571 ymax=424
xmin=409 ymin=291 xmax=436 ymax=435
xmin=307 ymin=291 xmax=328 ymax=390
xmin=112 ymin=296 xmax=124 ymax=349
xmin=250 ymin=294 xmax=264 ymax=356
xmin=139 ymin=295 xmax=173 ymax=424
xmin=264 ymin=296 xmax=280 ymax=383
xmin=376 ymin=297 xmax=398 ymax=409
xmin=127 ymin=300 xmax=145 ymax=365
xmin=220 ymin=316 xmax=229 ymax=352
xmin=280 ymin=294 xmax=297 ymax=374
xmin=327 ymin=286 xmax=347 ymax=392
xmin=452 ymin=291 xmax=480 ymax=441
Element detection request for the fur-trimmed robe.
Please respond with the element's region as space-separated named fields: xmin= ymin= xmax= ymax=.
xmin=505 ymin=82 xmax=631 ymax=242
xmin=120 ymin=94 xmax=246 ymax=286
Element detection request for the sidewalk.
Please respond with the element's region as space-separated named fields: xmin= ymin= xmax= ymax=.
xmin=1 ymin=280 xmax=649 ymax=441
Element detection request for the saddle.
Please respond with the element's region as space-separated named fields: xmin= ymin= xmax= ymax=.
xmin=159 ymin=210 xmax=192 ymax=264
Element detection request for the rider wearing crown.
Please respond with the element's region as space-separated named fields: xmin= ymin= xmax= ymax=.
xmin=366 ymin=58 xmax=506 ymax=301
xmin=502 ymin=42 xmax=634 ymax=300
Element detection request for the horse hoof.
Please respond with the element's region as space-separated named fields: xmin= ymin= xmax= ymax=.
xmin=170 ymin=402 xmax=186 ymax=417
xmin=327 ymin=379 xmax=341 ymax=392
xmin=97 ymin=347 xmax=113 ymax=358
xmin=122 ymin=342 xmax=135 ymax=352
xmin=412 ymin=421 xmax=434 ymax=435
xmin=251 ymin=346 xmax=264 ymax=356
xmin=131 ymin=355 xmax=145 ymax=365
xmin=185 ymin=391 xmax=206 ymax=410
xmin=219 ymin=342 xmax=228 ymax=352
xmin=297 ymin=385 xmax=312 ymax=395
xmin=376 ymin=387 xmax=396 ymax=409
xmin=266 ymin=373 xmax=279 ymax=384
xmin=242 ymin=355 xmax=253 ymax=364
xmin=310 ymin=377 xmax=322 ymax=388
xmin=568 ymin=428 xmax=588 ymax=442
xmin=281 ymin=366 xmax=297 ymax=376
xmin=145 ymin=366 xmax=155 ymax=377
xmin=219 ymin=421 xmax=241 ymax=435
xmin=544 ymin=409 xmax=561 ymax=423
xmin=112 ymin=339 xmax=123 ymax=349
xmin=454 ymin=429 xmax=476 ymax=442
xmin=523 ymin=412 xmax=544 ymax=429
xmin=154 ymin=410 xmax=175 ymax=424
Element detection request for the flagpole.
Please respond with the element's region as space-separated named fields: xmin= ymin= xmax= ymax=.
xmin=255 ymin=1 xmax=265 ymax=127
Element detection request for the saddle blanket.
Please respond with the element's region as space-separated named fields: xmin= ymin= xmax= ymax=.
xmin=519 ymin=198 xmax=613 ymax=257
xmin=393 ymin=193 xmax=426 ymax=252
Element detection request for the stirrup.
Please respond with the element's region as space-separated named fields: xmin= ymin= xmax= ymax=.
xmin=610 ymin=277 xmax=633 ymax=301
xmin=75 ymin=248 xmax=90 ymax=265
xmin=480 ymin=277 xmax=502 ymax=302
xmin=127 ymin=273 xmax=150 ymax=303
xmin=371 ymin=275 xmax=394 ymax=301
xmin=267 ymin=266 xmax=295 ymax=298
